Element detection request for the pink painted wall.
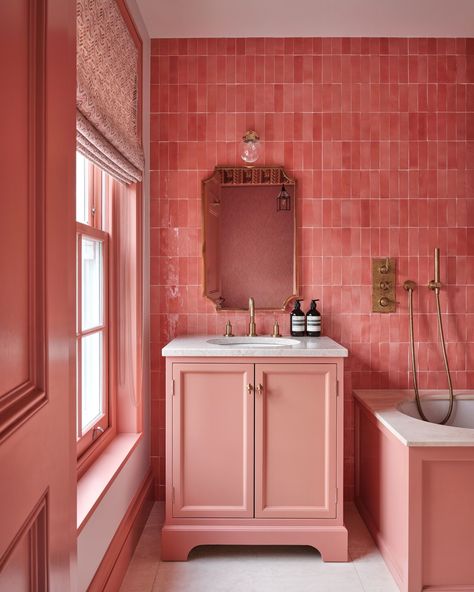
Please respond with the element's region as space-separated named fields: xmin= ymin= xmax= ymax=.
xmin=150 ymin=37 xmax=474 ymax=500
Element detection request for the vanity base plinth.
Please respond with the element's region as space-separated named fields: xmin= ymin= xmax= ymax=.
xmin=161 ymin=524 xmax=349 ymax=562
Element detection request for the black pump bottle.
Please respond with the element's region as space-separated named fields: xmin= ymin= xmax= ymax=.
xmin=290 ymin=300 xmax=305 ymax=337
xmin=306 ymin=299 xmax=321 ymax=337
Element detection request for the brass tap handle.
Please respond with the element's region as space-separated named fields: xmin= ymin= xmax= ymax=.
xmin=224 ymin=320 xmax=234 ymax=337
xmin=378 ymin=257 xmax=390 ymax=274
xmin=379 ymin=296 xmax=393 ymax=307
xmin=272 ymin=321 xmax=282 ymax=337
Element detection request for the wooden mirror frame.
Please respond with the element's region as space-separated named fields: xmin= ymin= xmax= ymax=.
xmin=201 ymin=165 xmax=299 ymax=312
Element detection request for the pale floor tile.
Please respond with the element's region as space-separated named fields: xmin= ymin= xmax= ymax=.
xmin=345 ymin=506 xmax=399 ymax=592
xmin=120 ymin=503 xmax=399 ymax=592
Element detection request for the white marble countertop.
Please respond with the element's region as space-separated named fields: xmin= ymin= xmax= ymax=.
xmin=162 ymin=335 xmax=348 ymax=358
xmin=354 ymin=389 xmax=474 ymax=447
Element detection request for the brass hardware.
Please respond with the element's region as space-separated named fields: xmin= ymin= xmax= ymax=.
xmin=271 ymin=320 xmax=282 ymax=338
xmin=241 ymin=131 xmax=261 ymax=163
xmin=378 ymin=258 xmax=391 ymax=274
xmin=256 ymin=383 xmax=263 ymax=394
xmin=242 ymin=130 xmax=260 ymax=144
xmin=248 ymin=297 xmax=257 ymax=336
xmin=434 ymin=246 xmax=440 ymax=283
xmin=405 ymin=262 xmax=454 ymax=425
xmin=92 ymin=426 xmax=104 ymax=441
xmin=428 ymin=280 xmax=442 ymax=292
xmin=246 ymin=384 xmax=253 ymax=394
xmin=224 ymin=320 xmax=234 ymax=337
xmin=372 ymin=258 xmax=396 ymax=313
xmin=428 ymin=247 xmax=442 ymax=293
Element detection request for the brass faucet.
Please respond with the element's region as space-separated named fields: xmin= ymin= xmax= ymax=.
xmin=248 ymin=297 xmax=257 ymax=336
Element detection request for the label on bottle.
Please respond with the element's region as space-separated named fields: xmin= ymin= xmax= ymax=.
xmin=307 ymin=317 xmax=321 ymax=330
xmin=291 ymin=317 xmax=305 ymax=331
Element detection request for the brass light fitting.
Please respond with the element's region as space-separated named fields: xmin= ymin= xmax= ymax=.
xmin=241 ymin=131 xmax=260 ymax=163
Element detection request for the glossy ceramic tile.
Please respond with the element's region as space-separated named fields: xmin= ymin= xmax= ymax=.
xmin=149 ymin=37 xmax=474 ymax=500
xmin=119 ymin=503 xmax=399 ymax=592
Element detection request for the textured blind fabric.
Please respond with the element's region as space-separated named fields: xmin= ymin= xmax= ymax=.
xmin=77 ymin=0 xmax=144 ymax=184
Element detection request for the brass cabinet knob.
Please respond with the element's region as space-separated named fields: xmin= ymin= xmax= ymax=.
xmin=246 ymin=384 xmax=253 ymax=394
xmin=256 ymin=383 xmax=264 ymax=394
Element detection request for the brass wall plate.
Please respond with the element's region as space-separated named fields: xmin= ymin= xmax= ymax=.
xmin=372 ymin=258 xmax=396 ymax=313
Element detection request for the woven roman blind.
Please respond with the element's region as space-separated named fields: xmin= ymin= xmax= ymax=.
xmin=77 ymin=0 xmax=144 ymax=184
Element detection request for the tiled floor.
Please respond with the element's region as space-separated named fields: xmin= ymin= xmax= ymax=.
xmin=119 ymin=503 xmax=399 ymax=592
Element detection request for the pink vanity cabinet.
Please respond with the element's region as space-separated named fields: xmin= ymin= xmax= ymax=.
xmin=161 ymin=337 xmax=348 ymax=561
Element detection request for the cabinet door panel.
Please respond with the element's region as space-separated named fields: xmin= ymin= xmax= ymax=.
xmin=172 ymin=363 xmax=254 ymax=518
xmin=255 ymin=363 xmax=337 ymax=518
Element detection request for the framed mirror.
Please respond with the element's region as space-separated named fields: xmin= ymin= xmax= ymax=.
xmin=202 ymin=166 xmax=298 ymax=311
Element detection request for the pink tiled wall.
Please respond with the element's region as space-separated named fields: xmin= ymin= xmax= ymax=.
xmin=150 ymin=37 xmax=474 ymax=500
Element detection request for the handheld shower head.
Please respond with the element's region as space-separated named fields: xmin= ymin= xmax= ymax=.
xmin=429 ymin=247 xmax=442 ymax=292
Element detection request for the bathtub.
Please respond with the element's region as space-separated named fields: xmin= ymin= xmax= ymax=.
xmin=354 ymin=390 xmax=474 ymax=592
xmin=398 ymin=398 xmax=474 ymax=429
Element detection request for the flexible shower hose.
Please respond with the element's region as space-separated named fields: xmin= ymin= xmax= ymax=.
xmin=406 ymin=284 xmax=454 ymax=425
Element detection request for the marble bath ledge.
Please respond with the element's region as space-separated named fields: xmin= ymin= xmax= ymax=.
xmin=162 ymin=335 xmax=348 ymax=357
xmin=354 ymin=389 xmax=474 ymax=446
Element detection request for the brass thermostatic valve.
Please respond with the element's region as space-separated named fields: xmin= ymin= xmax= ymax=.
xmin=372 ymin=258 xmax=396 ymax=313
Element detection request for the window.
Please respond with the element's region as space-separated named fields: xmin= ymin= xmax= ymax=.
xmin=76 ymin=152 xmax=111 ymax=459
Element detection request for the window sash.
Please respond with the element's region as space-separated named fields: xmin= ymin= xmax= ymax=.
xmin=76 ymin=144 xmax=112 ymax=457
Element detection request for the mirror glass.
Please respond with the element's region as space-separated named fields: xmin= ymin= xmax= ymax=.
xmin=202 ymin=166 xmax=297 ymax=311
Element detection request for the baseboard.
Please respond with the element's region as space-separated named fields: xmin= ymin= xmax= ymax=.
xmin=87 ymin=469 xmax=154 ymax=592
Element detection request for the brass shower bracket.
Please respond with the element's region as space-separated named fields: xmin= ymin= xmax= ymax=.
xmin=372 ymin=257 xmax=396 ymax=313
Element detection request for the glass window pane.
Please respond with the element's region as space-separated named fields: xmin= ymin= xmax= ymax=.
xmin=81 ymin=331 xmax=103 ymax=431
xmin=76 ymin=152 xmax=89 ymax=224
xmin=82 ymin=237 xmax=103 ymax=331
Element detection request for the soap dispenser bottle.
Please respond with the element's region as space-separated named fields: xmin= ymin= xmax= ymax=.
xmin=306 ymin=299 xmax=321 ymax=337
xmin=290 ymin=300 xmax=306 ymax=337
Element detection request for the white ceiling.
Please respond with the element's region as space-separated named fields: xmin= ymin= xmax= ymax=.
xmin=136 ymin=0 xmax=474 ymax=39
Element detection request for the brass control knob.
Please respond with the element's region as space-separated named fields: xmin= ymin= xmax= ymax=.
xmin=379 ymin=297 xmax=392 ymax=307
xmin=224 ymin=320 xmax=234 ymax=337
xmin=378 ymin=259 xmax=390 ymax=274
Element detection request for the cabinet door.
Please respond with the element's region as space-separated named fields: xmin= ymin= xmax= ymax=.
xmin=172 ymin=363 xmax=254 ymax=518
xmin=255 ymin=363 xmax=337 ymax=519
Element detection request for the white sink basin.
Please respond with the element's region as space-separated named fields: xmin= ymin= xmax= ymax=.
xmin=206 ymin=337 xmax=300 ymax=348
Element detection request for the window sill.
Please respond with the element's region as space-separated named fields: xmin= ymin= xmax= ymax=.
xmin=77 ymin=432 xmax=142 ymax=533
